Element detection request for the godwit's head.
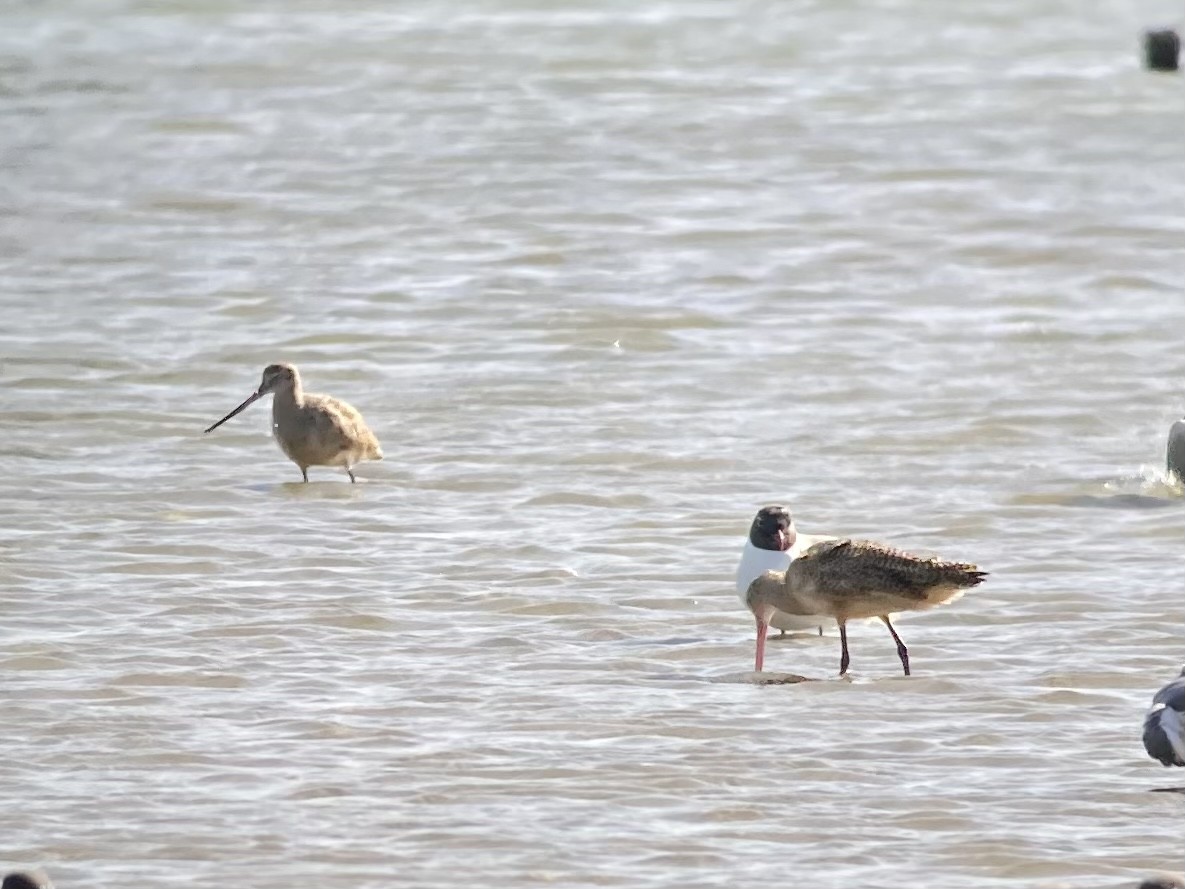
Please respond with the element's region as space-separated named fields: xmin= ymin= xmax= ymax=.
xmin=203 ymin=363 xmax=300 ymax=434
xmin=748 ymin=505 xmax=795 ymax=553
xmin=744 ymin=571 xmax=787 ymax=672
xmin=257 ymin=362 xmax=300 ymax=395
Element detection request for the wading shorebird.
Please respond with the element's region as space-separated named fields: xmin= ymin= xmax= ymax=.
xmin=204 ymin=363 xmax=382 ymax=483
xmin=1143 ymin=667 xmax=1185 ymax=768
xmin=735 ymin=505 xmax=832 ymax=636
xmin=745 ymin=538 xmax=986 ymax=677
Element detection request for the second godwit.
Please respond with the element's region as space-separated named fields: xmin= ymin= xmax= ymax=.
xmin=1142 ymin=667 xmax=1185 ymax=768
xmin=745 ymin=538 xmax=986 ymax=676
xmin=204 ymin=363 xmax=383 ymax=483
xmin=735 ymin=505 xmax=831 ymax=635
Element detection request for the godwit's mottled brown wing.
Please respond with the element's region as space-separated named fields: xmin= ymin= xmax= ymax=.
xmin=290 ymin=394 xmax=382 ymax=465
xmin=793 ymin=538 xmax=987 ymax=600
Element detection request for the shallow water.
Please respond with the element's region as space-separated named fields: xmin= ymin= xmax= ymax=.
xmin=1 ymin=1 xmax=1184 ymax=887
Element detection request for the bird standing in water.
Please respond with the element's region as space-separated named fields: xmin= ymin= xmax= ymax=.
xmin=1143 ymin=667 xmax=1185 ymax=768
xmin=3 ymin=872 xmax=54 ymax=889
xmin=1167 ymin=415 xmax=1185 ymax=483
xmin=745 ymin=538 xmax=986 ymax=677
xmin=204 ymin=363 xmax=382 ymax=483
xmin=736 ymin=505 xmax=833 ymax=636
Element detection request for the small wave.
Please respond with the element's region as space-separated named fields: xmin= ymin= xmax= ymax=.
xmin=1010 ymin=467 xmax=1183 ymax=510
xmin=1101 ymin=466 xmax=1184 ymax=500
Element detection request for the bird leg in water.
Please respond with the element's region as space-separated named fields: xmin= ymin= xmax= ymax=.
xmin=880 ymin=615 xmax=910 ymax=676
xmin=838 ymin=620 xmax=850 ymax=675
xmin=347 ymin=469 xmax=357 ymax=483
xmin=301 ymin=467 xmax=309 ymax=483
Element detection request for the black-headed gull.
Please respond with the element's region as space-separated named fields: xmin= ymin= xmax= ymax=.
xmin=735 ymin=505 xmax=832 ymax=636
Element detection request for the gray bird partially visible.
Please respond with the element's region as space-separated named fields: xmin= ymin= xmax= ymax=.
xmin=1137 ymin=875 xmax=1185 ymax=889
xmin=3 ymin=872 xmax=54 ymax=889
xmin=1142 ymin=667 xmax=1185 ymax=768
xmin=1167 ymin=417 xmax=1185 ymax=483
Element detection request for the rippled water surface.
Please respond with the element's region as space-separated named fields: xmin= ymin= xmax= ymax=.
xmin=2 ymin=1 xmax=1184 ymax=886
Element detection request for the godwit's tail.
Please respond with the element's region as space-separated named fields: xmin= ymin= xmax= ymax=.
xmin=360 ymin=428 xmax=383 ymax=461
xmin=797 ymin=539 xmax=987 ymax=609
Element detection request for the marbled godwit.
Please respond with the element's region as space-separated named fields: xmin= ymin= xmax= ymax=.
xmin=735 ymin=505 xmax=832 ymax=636
xmin=745 ymin=538 xmax=986 ymax=676
xmin=204 ymin=363 xmax=382 ymax=483
xmin=1142 ymin=667 xmax=1185 ymax=768
xmin=1167 ymin=416 xmax=1185 ymax=482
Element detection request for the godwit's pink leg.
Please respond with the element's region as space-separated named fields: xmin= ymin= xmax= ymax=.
xmin=838 ymin=620 xmax=850 ymax=675
xmin=880 ymin=615 xmax=910 ymax=676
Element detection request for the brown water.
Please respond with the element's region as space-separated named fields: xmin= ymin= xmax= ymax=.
xmin=2 ymin=1 xmax=1184 ymax=887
